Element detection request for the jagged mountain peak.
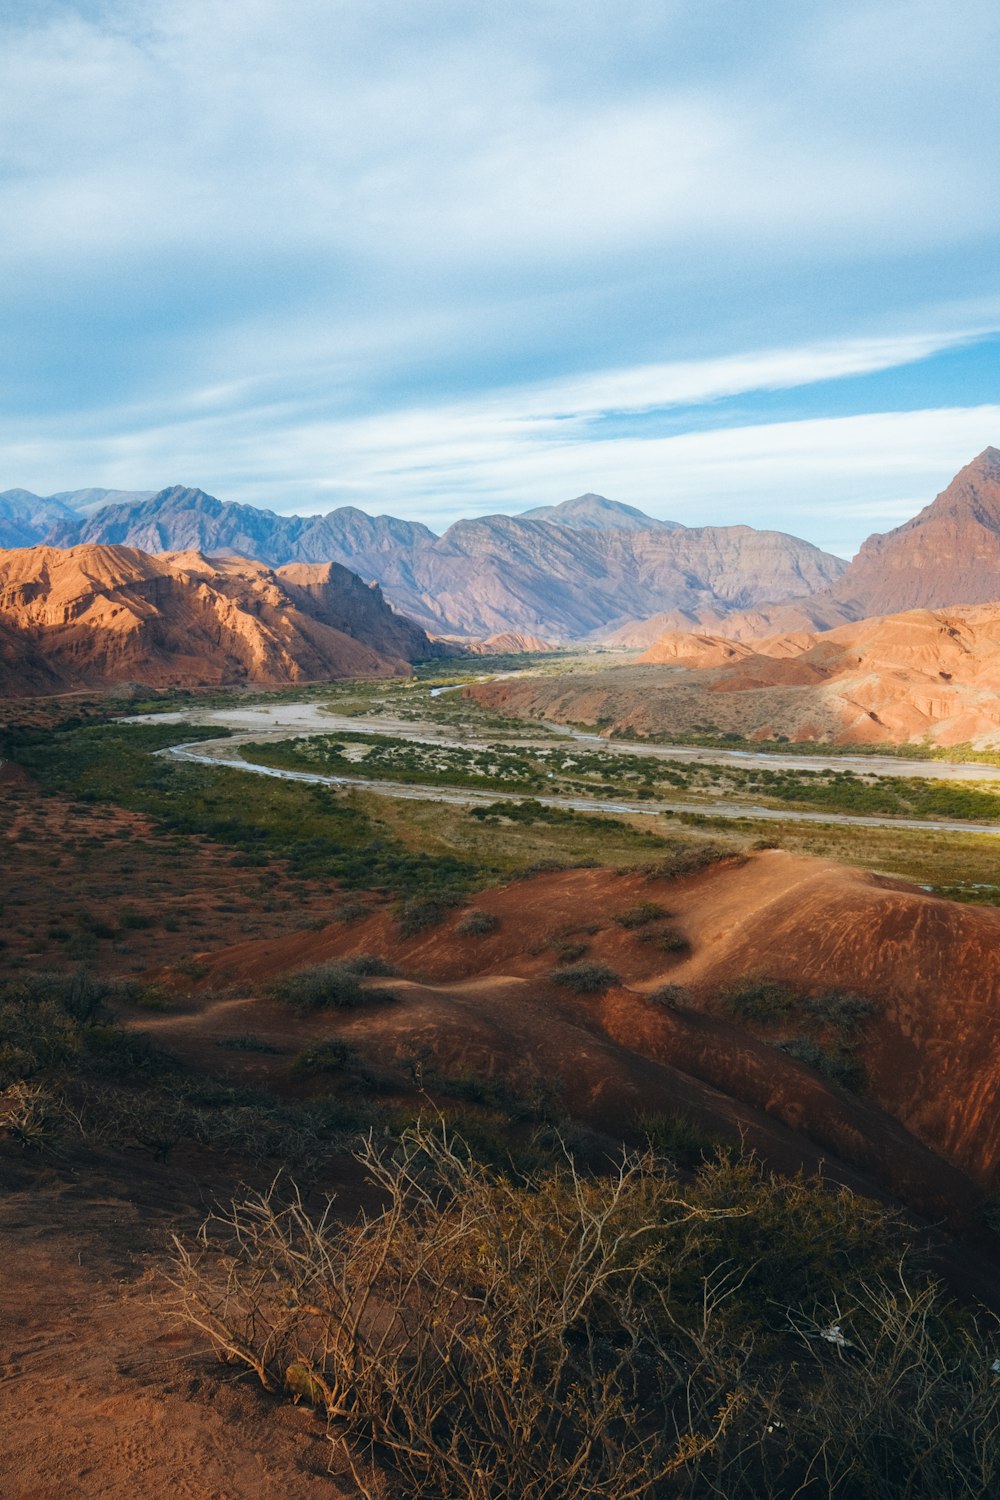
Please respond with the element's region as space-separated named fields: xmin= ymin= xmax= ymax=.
xmin=815 ymin=444 xmax=1000 ymax=617
xmin=46 ymin=487 xmax=157 ymax=515
xmin=0 ymin=489 xmax=79 ymax=548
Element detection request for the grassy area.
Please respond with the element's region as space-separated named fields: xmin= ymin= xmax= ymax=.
xmin=6 ymin=696 xmax=999 ymax=907
xmin=349 ymin=788 xmax=678 ymax=874
xmin=679 ymin=810 xmax=1000 ymax=902
xmin=0 ymin=711 xmax=686 ymax=903
xmin=3 ymin=720 xmax=478 ymax=898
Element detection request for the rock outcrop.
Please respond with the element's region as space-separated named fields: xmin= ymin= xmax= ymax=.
xmin=0 ymin=545 xmax=436 ymax=694
xmin=471 ymin=602 xmax=1000 ymax=746
xmin=828 ymin=447 xmax=1000 ymax=616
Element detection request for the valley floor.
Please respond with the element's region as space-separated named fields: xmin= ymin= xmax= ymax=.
xmin=4 ymin=675 xmax=1000 ymax=1496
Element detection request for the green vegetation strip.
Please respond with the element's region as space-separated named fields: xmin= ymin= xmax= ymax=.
xmin=612 ymin=724 xmax=1000 ymax=767
xmin=2 ymin=720 xmax=477 ymax=898
xmin=241 ymin=729 xmax=1000 ymax=824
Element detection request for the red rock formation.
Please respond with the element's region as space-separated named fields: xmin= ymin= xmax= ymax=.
xmin=472 ymin=601 xmax=1000 ymax=745
xmin=0 ymin=544 xmax=433 ymax=693
xmin=830 ymin=447 xmax=1000 ymax=615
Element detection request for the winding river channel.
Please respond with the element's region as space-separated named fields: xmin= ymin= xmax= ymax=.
xmin=127 ymin=694 xmax=1000 ymax=838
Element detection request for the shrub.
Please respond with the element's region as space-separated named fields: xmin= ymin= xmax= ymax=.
xmin=345 ymin=954 xmax=397 ymax=977
xmin=396 ymin=892 xmax=465 ymax=937
xmin=802 ymin=989 xmax=880 ymax=1036
xmin=168 ymin=1126 xmax=740 ymax=1498
xmin=169 ymin=1127 xmax=1000 ymax=1500
xmin=337 ymin=899 xmax=368 ymax=923
xmin=776 ymin=1038 xmax=868 ymax=1093
xmin=721 ymin=975 xmax=800 ymax=1024
xmin=423 ymin=1068 xmax=556 ymax=1123
xmin=215 ymin=1034 xmax=281 ymax=1054
xmin=455 ymin=909 xmax=499 ymax=936
xmin=118 ymin=906 xmax=153 ymax=930
xmin=646 ymin=926 xmax=689 ymax=953
xmin=76 ymin=910 xmax=115 ymax=940
xmin=635 ymin=843 xmax=744 ymax=881
xmin=81 ymin=1024 xmax=178 ymax=1079
xmin=553 ymin=940 xmax=588 ymax=964
xmin=635 ymin=1108 xmax=733 ymax=1169
xmin=549 ymin=962 xmax=621 ymax=994
xmin=0 ymin=1080 xmax=74 ymax=1153
xmin=269 ymin=959 xmax=395 ymax=1013
xmin=612 ymin=901 xmax=669 ymax=929
xmin=647 ymin=983 xmax=690 ymax=1007
xmin=290 ymin=1039 xmax=356 ymax=1077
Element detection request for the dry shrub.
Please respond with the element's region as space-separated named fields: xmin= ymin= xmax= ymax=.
xmin=548 ymin=962 xmax=621 ymax=994
xmin=269 ymin=957 xmax=395 ymax=1013
xmin=0 ymin=1079 xmax=76 ymax=1153
xmin=168 ymin=1125 xmax=742 ymax=1498
xmin=168 ymin=1127 xmax=1000 ymax=1500
xmin=612 ymin=902 xmax=670 ymax=929
xmin=455 ymin=909 xmax=499 ymax=936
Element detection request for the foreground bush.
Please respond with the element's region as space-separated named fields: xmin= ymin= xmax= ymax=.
xmin=171 ymin=1127 xmax=739 ymax=1497
xmin=168 ymin=1126 xmax=1000 ymax=1499
xmin=268 ymin=957 xmax=396 ymax=1013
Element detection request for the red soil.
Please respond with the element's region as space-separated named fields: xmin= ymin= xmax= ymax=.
xmin=168 ymin=852 xmax=1000 ymax=1225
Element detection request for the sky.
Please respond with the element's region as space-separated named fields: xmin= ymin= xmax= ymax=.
xmin=2 ymin=0 xmax=999 ymax=558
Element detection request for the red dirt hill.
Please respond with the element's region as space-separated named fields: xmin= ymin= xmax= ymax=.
xmin=159 ymin=852 xmax=1000 ymax=1226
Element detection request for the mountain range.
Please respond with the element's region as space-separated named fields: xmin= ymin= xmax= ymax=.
xmin=7 ymin=486 xmax=846 ymax=640
xmin=609 ymin=448 xmax=1000 ymax=647
xmin=3 ymin=448 xmax=1000 ymax=646
xmin=0 ymin=545 xmax=434 ymax=695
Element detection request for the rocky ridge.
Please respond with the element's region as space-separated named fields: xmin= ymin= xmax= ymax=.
xmin=611 ymin=448 xmax=1000 ymax=646
xmin=0 ymin=544 xmax=437 ymax=694
xmin=39 ymin=485 xmax=847 ymax=640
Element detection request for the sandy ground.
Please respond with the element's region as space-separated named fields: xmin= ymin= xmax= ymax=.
xmin=0 ymin=1157 xmax=357 ymax=1500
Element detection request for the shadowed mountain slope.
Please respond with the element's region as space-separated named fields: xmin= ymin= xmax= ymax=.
xmin=0 ymin=489 xmax=79 ymax=549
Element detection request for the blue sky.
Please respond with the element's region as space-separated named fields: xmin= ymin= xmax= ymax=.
xmin=2 ymin=0 xmax=999 ymax=557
